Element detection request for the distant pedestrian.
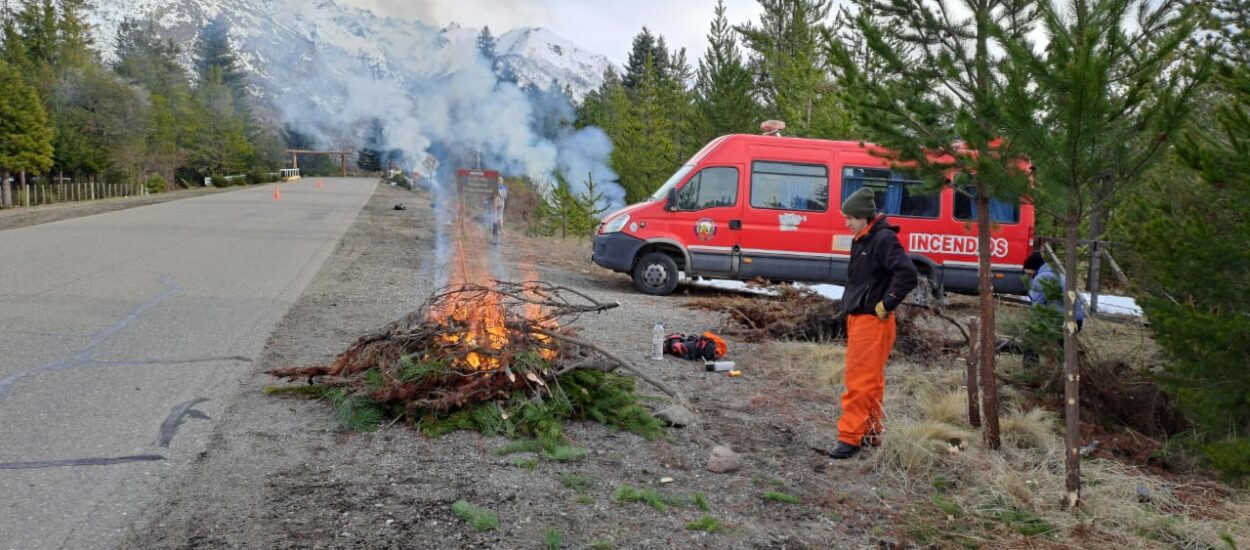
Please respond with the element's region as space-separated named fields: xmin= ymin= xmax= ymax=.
xmin=829 ymin=188 xmax=918 ymax=459
xmin=491 ymin=179 xmax=508 ymax=239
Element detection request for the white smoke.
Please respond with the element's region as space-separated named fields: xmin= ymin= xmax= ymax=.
xmin=273 ymin=17 xmax=622 ymax=210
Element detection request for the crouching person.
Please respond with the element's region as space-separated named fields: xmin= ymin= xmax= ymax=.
xmin=830 ymin=188 xmax=918 ymax=459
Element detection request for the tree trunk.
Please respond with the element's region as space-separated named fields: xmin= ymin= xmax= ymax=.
xmin=1063 ymin=208 xmax=1082 ymax=507
xmin=2 ymin=170 xmax=11 ymax=208
xmin=976 ymin=191 xmax=1000 ymax=449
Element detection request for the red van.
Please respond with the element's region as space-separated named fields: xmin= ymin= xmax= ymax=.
xmin=591 ymin=134 xmax=1034 ymax=296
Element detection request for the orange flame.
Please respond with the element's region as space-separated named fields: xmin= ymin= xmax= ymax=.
xmin=428 ymin=192 xmax=557 ymax=371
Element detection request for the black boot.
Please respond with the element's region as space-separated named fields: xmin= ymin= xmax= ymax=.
xmin=828 ymin=441 xmax=860 ymax=459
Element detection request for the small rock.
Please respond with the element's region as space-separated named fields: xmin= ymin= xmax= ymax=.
xmin=653 ymin=405 xmax=695 ymax=427
xmin=707 ymin=445 xmax=741 ymax=473
xmin=660 ymin=477 xmax=674 ymax=484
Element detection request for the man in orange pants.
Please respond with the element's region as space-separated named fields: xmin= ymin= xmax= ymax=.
xmin=830 ymin=187 xmax=917 ymax=459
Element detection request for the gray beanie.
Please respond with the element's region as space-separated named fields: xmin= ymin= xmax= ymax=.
xmin=841 ymin=187 xmax=877 ymax=219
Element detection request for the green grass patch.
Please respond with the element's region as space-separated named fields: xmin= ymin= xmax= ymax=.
xmin=763 ymin=491 xmax=802 ymax=504
xmin=543 ymin=528 xmax=564 ymax=549
xmin=613 ymin=484 xmax=705 ymax=513
xmin=982 ymin=498 xmax=1053 ymax=537
xmin=513 ymin=457 xmax=538 ymax=470
xmin=588 ymin=540 xmax=614 ymax=549
xmin=560 ymin=472 xmax=596 ymax=493
xmin=576 ymin=494 xmax=595 ymax=504
xmin=931 ymin=494 xmax=964 ymax=518
xmin=545 ymin=445 xmax=587 ymax=462
xmin=451 ymin=500 xmax=498 ymax=532
xmin=692 ymin=493 xmax=710 ymax=512
xmin=686 ymin=515 xmax=726 ymax=533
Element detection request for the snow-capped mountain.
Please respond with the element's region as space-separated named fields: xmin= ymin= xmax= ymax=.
xmin=85 ymin=0 xmax=611 ymax=101
xmin=83 ymin=0 xmax=623 ymax=208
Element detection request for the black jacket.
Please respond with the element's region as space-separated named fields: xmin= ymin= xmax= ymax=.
xmin=842 ymin=216 xmax=918 ymax=315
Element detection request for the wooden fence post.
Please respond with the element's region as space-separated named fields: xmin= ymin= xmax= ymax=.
xmin=966 ymin=317 xmax=981 ymax=428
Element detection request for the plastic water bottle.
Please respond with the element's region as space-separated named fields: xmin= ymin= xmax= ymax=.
xmin=651 ymin=322 xmax=664 ymax=360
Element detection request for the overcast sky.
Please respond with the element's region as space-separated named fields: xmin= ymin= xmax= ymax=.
xmin=342 ymin=0 xmax=768 ymax=66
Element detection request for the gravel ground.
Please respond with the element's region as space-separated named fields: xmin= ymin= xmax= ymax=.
xmin=114 ymin=182 xmax=903 ymax=549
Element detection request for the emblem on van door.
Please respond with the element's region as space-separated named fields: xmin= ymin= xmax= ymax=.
xmin=778 ymin=212 xmax=807 ymax=232
xmin=694 ymin=218 xmax=717 ymax=241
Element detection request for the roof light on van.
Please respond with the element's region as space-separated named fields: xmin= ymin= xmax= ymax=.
xmin=602 ymin=214 xmax=630 ymax=234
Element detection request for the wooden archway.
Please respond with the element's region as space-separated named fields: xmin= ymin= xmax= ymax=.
xmin=286 ymin=149 xmax=352 ymax=177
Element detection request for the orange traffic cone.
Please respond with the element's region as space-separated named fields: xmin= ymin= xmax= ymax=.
xmin=273 ymin=185 xmax=281 ymax=201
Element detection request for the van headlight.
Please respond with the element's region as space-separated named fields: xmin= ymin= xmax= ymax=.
xmin=602 ymin=214 xmax=630 ymax=234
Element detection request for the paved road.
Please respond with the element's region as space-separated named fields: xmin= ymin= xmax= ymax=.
xmin=0 ymin=179 xmax=376 ymax=550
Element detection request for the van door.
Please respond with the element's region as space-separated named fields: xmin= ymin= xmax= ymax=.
xmin=738 ymin=160 xmax=836 ymax=282
xmin=668 ymin=165 xmax=743 ymax=276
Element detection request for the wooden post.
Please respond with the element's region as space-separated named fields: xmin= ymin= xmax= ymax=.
xmin=21 ymin=171 xmax=28 ymax=207
xmin=341 ymin=153 xmax=347 ymax=177
xmin=966 ymin=317 xmax=981 ymax=428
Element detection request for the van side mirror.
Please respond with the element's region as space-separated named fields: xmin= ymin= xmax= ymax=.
xmin=666 ymin=187 xmax=679 ymax=211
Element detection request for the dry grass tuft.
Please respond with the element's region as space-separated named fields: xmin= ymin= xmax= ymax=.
xmin=758 ymin=341 xmax=845 ymax=388
xmin=999 ymin=407 xmax=1058 ymax=451
xmin=919 ymin=389 xmax=970 ymax=426
xmin=872 ymin=419 xmax=976 ymax=479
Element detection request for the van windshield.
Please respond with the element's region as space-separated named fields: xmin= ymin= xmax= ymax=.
xmin=648 ymin=165 xmax=694 ymax=201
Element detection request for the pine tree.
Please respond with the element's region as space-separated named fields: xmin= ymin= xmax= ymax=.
xmin=56 ymin=0 xmax=95 ymax=69
xmin=613 ymin=57 xmax=677 ymax=203
xmin=357 ymin=118 xmax=385 ymax=172
xmin=997 ymin=0 xmax=1208 ymax=500
xmin=191 ymin=66 xmax=253 ymax=177
xmin=623 ymin=27 xmax=668 ymax=90
xmin=1118 ymin=0 xmax=1249 ymax=479
xmin=477 ymin=25 xmax=496 ymax=62
xmin=827 ymin=0 xmax=1038 ymax=454
xmin=737 ymin=0 xmax=846 ymax=137
xmin=693 ymin=0 xmax=759 ymax=143
xmin=195 ymin=17 xmax=246 ymax=103
xmin=0 ymin=59 xmax=54 ymax=207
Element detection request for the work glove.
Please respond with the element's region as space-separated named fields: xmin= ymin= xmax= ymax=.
xmin=874 ymin=301 xmax=889 ymax=320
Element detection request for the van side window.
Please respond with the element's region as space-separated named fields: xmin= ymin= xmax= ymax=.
xmin=953 ymin=186 xmax=1021 ymax=223
xmin=676 ymin=167 xmax=738 ymax=210
xmin=750 ymin=161 xmax=829 ymax=212
xmin=841 ymin=167 xmax=938 ymax=218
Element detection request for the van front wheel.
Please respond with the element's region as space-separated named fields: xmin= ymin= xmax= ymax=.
xmin=632 ymin=252 xmax=680 ymax=295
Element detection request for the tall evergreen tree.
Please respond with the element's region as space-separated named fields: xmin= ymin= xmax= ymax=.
xmin=997 ymin=0 xmax=1207 ymax=501
xmin=613 ymin=57 xmax=677 ymax=203
xmin=737 ymin=0 xmax=847 ymax=137
xmin=694 ymin=0 xmax=759 ymax=143
xmin=0 ymin=59 xmax=54 ymax=207
xmin=1118 ymin=0 xmax=1249 ymax=479
xmin=477 ymin=25 xmax=496 ymax=62
xmin=357 ymin=118 xmax=385 ymax=172
xmin=195 ymin=17 xmax=246 ymax=102
xmin=56 ymin=0 xmax=94 ymax=69
xmin=191 ymin=65 xmax=252 ymax=177
xmin=623 ymin=27 xmax=669 ymax=90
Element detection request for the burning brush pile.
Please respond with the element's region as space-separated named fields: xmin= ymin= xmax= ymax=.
xmin=267 ymin=281 xmax=672 ymax=446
